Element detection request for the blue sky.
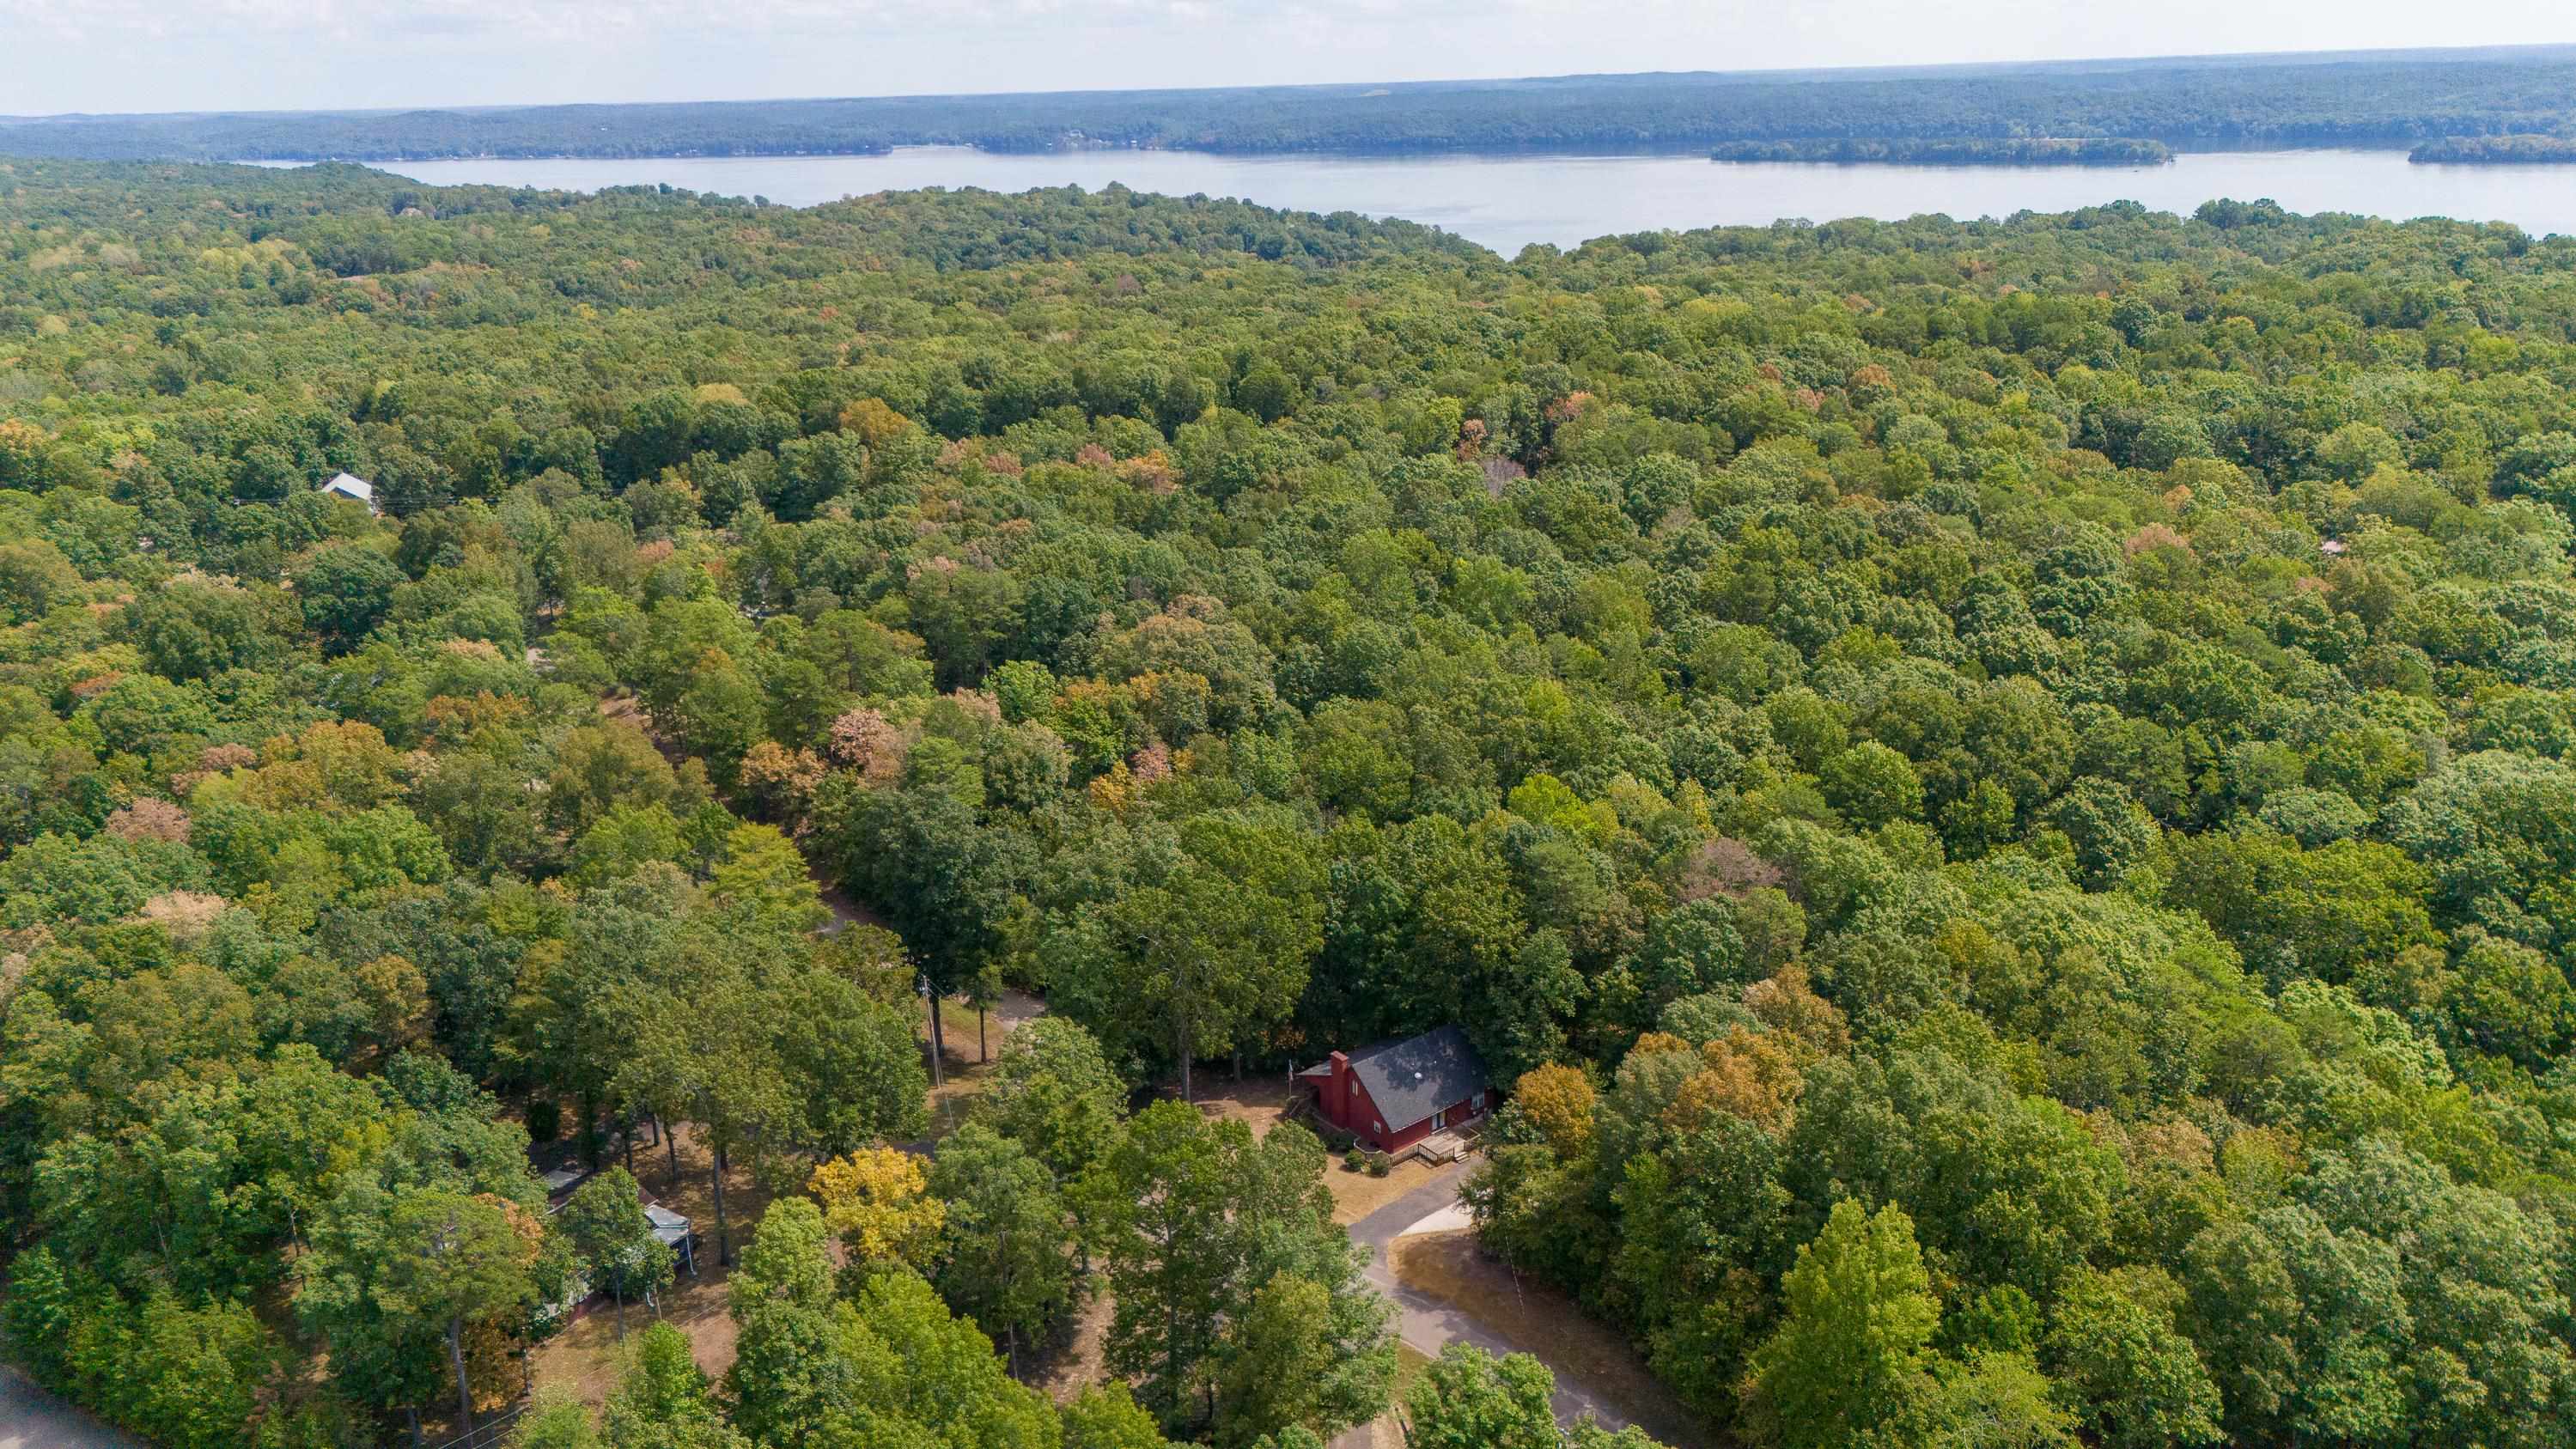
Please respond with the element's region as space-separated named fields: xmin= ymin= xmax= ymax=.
xmin=2 ymin=0 xmax=2571 ymax=117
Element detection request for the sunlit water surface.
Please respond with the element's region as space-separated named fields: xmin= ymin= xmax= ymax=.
xmin=264 ymin=145 xmax=2576 ymax=253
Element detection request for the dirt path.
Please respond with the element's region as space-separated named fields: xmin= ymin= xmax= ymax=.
xmin=806 ymin=856 xmax=1044 ymax=1078
xmin=1029 ymin=1290 xmax=1115 ymax=1406
xmin=811 ymin=864 xmax=886 ymax=935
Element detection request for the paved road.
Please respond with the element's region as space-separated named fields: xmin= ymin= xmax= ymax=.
xmin=1 ymin=1368 xmax=143 ymax=1449
xmin=1331 ymin=1166 xmax=1642 ymax=1447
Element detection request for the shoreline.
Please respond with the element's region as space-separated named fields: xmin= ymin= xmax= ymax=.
xmin=211 ymin=147 xmax=2576 ymax=247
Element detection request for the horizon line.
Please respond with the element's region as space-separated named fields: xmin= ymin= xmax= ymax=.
xmin=7 ymin=38 xmax=2575 ymax=127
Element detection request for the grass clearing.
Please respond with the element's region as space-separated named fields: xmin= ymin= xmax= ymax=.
xmin=1323 ymin=1154 xmax=1446 ymax=1225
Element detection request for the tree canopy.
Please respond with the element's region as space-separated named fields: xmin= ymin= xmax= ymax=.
xmin=3 ymin=155 xmax=2576 ymax=1448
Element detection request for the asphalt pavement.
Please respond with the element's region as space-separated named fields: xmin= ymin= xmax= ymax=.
xmin=1331 ymin=1163 xmax=1643 ymax=1447
xmin=1 ymin=1369 xmax=143 ymax=1449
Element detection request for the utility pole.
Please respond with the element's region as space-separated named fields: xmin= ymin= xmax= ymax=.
xmin=918 ymin=972 xmax=943 ymax=1089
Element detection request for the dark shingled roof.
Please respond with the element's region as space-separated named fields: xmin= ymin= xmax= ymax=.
xmin=1348 ymin=1026 xmax=1489 ymax=1134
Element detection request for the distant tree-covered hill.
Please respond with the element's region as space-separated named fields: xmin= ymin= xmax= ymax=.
xmin=2411 ymin=133 xmax=2576 ymax=163
xmin=7 ymin=46 xmax=2576 ymax=161
xmin=1708 ymin=137 xmax=2173 ymax=166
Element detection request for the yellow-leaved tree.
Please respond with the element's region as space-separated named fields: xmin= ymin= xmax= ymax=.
xmin=808 ymin=1148 xmax=944 ymax=1275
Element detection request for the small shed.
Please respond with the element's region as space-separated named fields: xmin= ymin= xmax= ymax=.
xmin=320 ymin=472 xmax=380 ymax=514
xmin=539 ymin=1164 xmax=592 ymax=1202
xmin=646 ymin=1202 xmax=699 ymax=1276
xmin=545 ymin=1170 xmax=700 ymax=1282
xmin=1300 ymin=1026 xmax=1496 ymax=1154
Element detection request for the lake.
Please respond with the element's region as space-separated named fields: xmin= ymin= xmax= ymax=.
xmin=323 ymin=146 xmax=2576 ymax=255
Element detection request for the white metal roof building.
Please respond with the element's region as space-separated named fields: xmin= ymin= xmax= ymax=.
xmin=320 ymin=472 xmax=380 ymax=514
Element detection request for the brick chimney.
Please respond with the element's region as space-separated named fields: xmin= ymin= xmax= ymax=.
xmin=1328 ymin=1050 xmax=1352 ymax=1126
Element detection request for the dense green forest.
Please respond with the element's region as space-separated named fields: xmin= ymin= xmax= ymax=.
xmin=3 ymin=154 xmax=2576 ymax=1449
xmin=1708 ymin=137 xmax=2173 ymax=166
xmin=2410 ymin=134 xmax=2576 ymax=163
xmin=9 ymin=46 xmax=2576 ymax=162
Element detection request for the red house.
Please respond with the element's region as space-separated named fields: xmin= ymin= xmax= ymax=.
xmin=1299 ymin=1026 xmax=1497 ymax=1154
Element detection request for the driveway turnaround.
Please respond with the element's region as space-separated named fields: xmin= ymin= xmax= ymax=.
xmin=1331 ymin=1164 xmax=1645 ymax=1447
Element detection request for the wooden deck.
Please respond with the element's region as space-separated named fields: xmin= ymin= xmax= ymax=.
xmin=1411 ymin=1127 xmax=1476 ymax=1165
